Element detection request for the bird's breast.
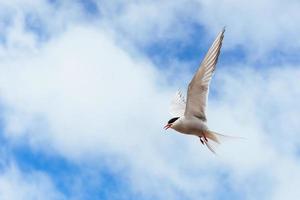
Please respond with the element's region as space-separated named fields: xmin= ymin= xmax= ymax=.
xmin=172 ymin=116 xmax=208 ymax=135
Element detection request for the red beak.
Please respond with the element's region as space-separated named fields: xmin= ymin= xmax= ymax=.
xmin=164 ymin=124 xmax=171 ymax=130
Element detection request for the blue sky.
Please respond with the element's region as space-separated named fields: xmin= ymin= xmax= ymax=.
xmin=0 ymin=0 xmax=300 ymax=200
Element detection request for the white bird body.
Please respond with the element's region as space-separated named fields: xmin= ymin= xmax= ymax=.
xmin=164 ymin=28 xmax=227 ymax=153
xmin=171 ymin=116 xmax=208 ymax=136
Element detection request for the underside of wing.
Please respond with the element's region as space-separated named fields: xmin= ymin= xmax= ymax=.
xmin=169 ymin=90 xmax=186 ymax=117
xmin=185 ymin=28 xmax=225 ymax=120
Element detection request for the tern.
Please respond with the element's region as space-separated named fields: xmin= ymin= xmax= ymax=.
xmin=164 ymin=28 xmax=228 ymax=153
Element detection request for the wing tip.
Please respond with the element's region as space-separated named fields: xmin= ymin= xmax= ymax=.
xmin=220 ymin=27 xmax=225 ymax=39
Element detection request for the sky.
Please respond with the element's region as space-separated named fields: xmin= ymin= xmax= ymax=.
xmin=0 ymin=0 xmax=300 ymax=200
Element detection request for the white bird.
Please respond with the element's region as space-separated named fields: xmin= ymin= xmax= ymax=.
xmin=164 ymin=28 xmax=228 ymax=154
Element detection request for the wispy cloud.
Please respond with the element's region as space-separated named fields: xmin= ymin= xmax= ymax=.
xmin=0 ymin=162 xmax=65 ymax=200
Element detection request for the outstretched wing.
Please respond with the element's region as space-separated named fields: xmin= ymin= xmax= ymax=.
xmin=169 ymin=90 xmax=186 ymax=117
xmin=184 ymin=28 xmax=225 ymax=121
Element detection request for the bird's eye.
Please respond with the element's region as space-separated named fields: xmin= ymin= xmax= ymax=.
xmin=168 ymin=117 xmax=179 ymax=124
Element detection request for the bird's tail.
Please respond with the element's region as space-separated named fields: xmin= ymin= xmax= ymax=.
xmin=201 ymin=130 xmax=242 ymax=154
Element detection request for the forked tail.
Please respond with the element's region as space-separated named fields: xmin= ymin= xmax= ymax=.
xmin=200 ymin=130 xmax=241 ymax=154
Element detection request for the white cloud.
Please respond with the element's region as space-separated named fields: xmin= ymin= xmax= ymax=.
xmin=0 ymin=0 xmax=300 ymax=200
xmin=97 ymin=0 xmax=194 ymax=46
xmin=190 ymin=0 xmax=300 ymax=58
xmin=95 ymin=0 xmax=300 ymax=61
xmin=0 ymin=163 xmax=65 ymax=200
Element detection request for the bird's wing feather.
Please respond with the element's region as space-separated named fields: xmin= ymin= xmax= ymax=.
xmin=169 ymin=90 xmax=186 ymax=117
xmin=184 ymin=28 xmax=225 ymax=121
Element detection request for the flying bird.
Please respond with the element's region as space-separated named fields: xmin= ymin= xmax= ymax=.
xmin=164 ymin=28 xmax=228 ymax=153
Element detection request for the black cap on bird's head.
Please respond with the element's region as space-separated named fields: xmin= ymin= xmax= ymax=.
xmin=164 ymin=117 xmax=179 ymax=130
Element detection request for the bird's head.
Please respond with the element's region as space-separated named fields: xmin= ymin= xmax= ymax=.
xmin=164 ymin=117 xmax=179 ymax=130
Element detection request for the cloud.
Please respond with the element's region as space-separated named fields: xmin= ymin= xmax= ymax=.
xmin=0 ymin=0 xmax=300 ymax=200
xmin=0 ymin=25 xmax=184 ymax=198
xmin=0 ymin=163 xmax=65 ymax=200
xmin=95 ymin=0 xmax=300 ymax=63
xmin=1 ymin=24 xmax=300 ymax=199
